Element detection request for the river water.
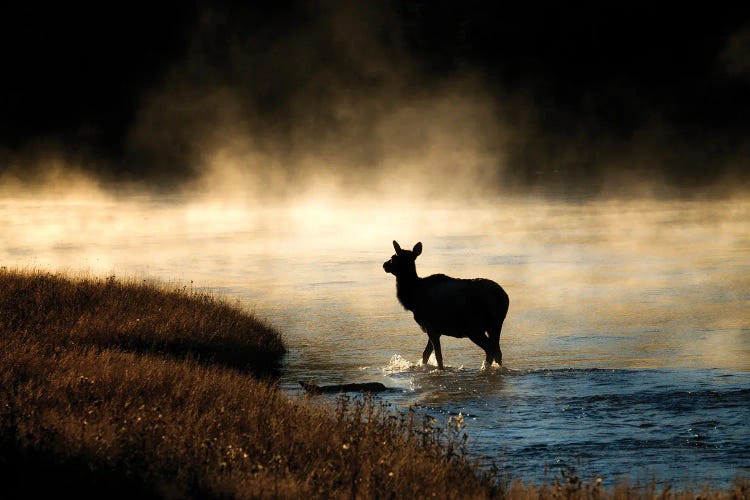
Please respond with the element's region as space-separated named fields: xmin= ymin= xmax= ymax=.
xmin=2 ymin=193 xmax=749 ymax=487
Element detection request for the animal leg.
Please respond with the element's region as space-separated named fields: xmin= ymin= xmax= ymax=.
xmin=488 ymin=326 xmax=502 ymax=366
xmin=429 ymin=334 xmax=444 ymax=370
xmin=468 ymin=331 xmax=493 ymax=367
xmin=421 ymin=340 xmax=434 ymax=365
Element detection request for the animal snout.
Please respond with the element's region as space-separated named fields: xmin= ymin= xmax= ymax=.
xmin=383 ymin=260 xmax=392 ymax=273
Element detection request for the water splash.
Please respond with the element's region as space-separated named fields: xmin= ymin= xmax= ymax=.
xmin=383 ymin=354 xmax=417 ymax=374
xmin=383 ymin=354 xmax=466 ymax=376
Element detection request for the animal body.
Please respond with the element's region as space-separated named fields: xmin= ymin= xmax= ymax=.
xmin=383 ymin=241 xmax=509 ymax=370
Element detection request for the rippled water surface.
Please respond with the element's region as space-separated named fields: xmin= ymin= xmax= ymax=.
xmin=2 ymin=194 xmax=749 ymax=486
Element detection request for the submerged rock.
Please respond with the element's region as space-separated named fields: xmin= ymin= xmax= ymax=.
xmin=299 ymin=381 xmax=391 ymax=394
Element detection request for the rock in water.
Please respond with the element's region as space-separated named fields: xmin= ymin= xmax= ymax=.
xmin=299 ymin=381 xmax=390 ymax=393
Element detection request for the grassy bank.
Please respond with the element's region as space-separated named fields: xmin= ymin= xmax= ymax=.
xmin=0 ymin=270 xmax=495 ymax=498
xmin=0 ymin=269 xmax=745 ymax=498
xmin=0 ymin=270 xmax=285 ymax=376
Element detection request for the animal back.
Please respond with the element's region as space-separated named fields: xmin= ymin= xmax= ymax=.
xmin=412 ymin=275 xmax=508 ymax=335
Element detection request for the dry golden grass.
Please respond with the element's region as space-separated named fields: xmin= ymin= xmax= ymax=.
xmin=1 ymin=340 xmax=497 ymax=498
xmin=0 ymin=269 xmax=746 ymax=499
xmin=0 ymin=270 xmax=495 ymax=498
xmin=0 ymin=269 xmax=284 ymax=376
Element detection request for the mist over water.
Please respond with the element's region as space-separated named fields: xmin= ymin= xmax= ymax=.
xmin=1 ymin=187 xmax=748 ymax=486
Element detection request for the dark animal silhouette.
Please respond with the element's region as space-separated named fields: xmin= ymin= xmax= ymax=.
xmin=383 ymin=241 xmax=509 ymax=369
xmin=299 ymin=381 xmax=390 ymax=394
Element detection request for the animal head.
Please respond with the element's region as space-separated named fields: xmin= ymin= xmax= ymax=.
xmin=383 ymin=240 xmax=422 ymax=277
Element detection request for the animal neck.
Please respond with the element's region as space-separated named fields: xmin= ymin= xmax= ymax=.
xmin=395 ymin=270 xmax=420 ymax=311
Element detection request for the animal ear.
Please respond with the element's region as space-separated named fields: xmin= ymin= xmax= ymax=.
xmin=412 ymin=242 xmax=422 ymax=257
xmin=393 ymin=240 xmax=402 ymax=253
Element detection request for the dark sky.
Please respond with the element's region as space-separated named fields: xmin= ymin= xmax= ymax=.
xmin=2 ymin=2 xmax=750 ymax=194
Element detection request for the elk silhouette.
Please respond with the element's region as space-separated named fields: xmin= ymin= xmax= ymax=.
xmin=383 ymin=241 xmax=509 ymax=369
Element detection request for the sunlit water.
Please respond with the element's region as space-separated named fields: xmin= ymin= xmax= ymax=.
xmin=2 ymin=193 xmax=749 ymax=487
